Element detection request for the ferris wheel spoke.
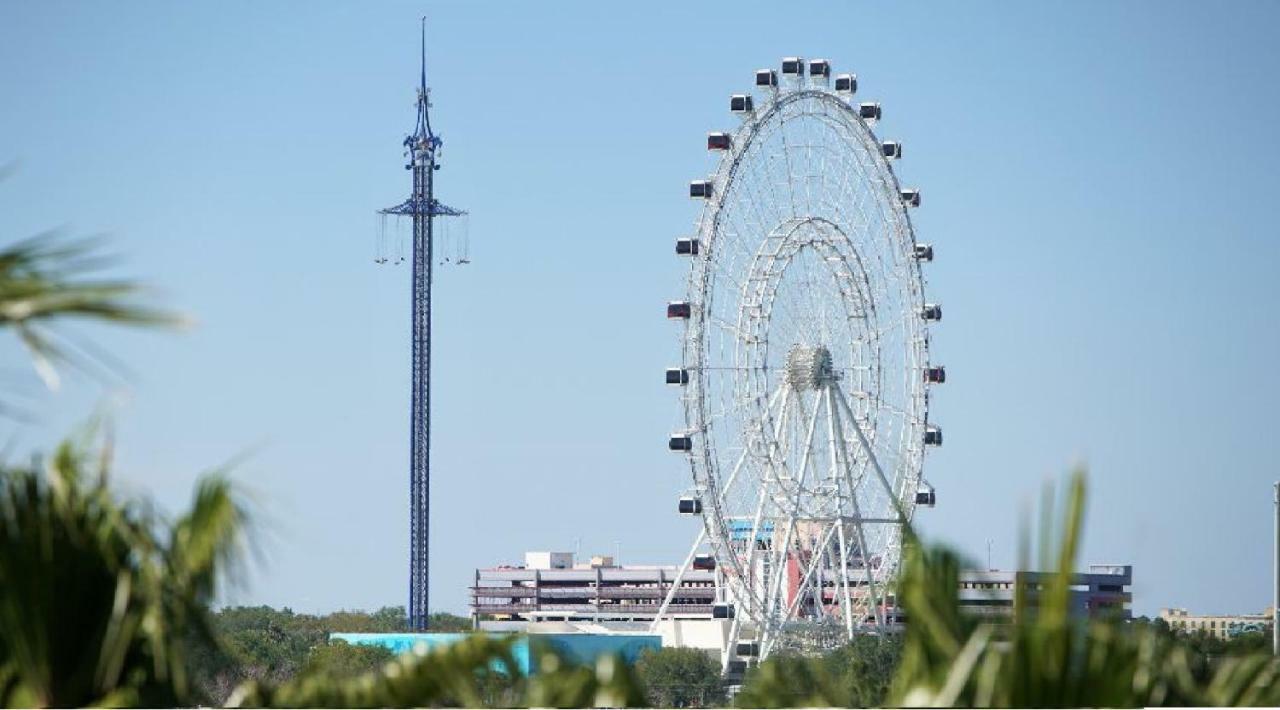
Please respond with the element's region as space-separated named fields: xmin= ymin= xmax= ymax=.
xmin=698 ymin=393 xmax=771 ymax=445
xmin=835 ymin=136 xmax=907 ymax=331
xmin=738 ymin=149 xmax=793 ymax=237
xmin=843 ymin=391 xmax=915 ymax=422
xmin=777 ymin=110 xmax=803 ymax=219
xmin=712 ymin=384 xmax=789 ymax=504
xmin=717 ymin=206 xmax=772 ymax=284
xmin=869 ymin=309 xmax=912 ymax=344
xmin=706 ymin=314 xmax=753 ymax=342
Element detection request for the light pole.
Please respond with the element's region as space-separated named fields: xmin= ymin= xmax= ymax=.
xmin=1273 ymin=482 xmax=1278 ymax=655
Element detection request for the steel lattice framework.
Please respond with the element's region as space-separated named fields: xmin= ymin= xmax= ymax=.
xmin=379 ymin=20 xmax=465 ymax=631
xmin=655 ymin=58 xmax=942 ymax=670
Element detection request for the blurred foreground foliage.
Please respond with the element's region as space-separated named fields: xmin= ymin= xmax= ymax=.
xmin=0 ymin=235 xmax=181 ymax=406
xmin=226 ymin=634 xmax=645 ymax=709
xmin=0 ymin=434 xmax=246 ymax=707
xmin=190 ymin=605 xmax=470 ymax=704
xmin=885 ymin=470 xmax=1280 ymax=707
xmin=736 ymin=471 xmax=1280 ymax=707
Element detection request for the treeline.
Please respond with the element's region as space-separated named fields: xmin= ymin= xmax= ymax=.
xmin=1132 ymin=617 xmax=1272 ymax=665
xmin=189 ymin=606 xmax=471 ymax=705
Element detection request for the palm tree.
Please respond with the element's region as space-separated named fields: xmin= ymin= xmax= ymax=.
xmin=887 ymin=471 xmax=1280 ymax=707
xmin=0 ymin=433 xmax=248 ymax=707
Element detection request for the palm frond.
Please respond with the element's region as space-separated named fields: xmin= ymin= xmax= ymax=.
xmin=0 ymin=432 xmax=246 ymax=707
xmin=0 ymin=234 xmax=184 ymax=394
xmin=886 ymin=470 xmax=1280 ymax=707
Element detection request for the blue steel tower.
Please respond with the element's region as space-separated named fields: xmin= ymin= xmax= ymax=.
xmin=379 ymin=19 xmax=465 ymax=631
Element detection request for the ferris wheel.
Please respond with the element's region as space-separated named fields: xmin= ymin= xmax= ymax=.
xmin=655 ymin=57 xmax=943 ymax=668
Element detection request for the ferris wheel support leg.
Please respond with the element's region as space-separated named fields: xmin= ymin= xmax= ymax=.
xmin=650 ymin=527 xmax=707 ymax=633
xmin=764 ymin=520 xmax=841 ymax=658
xmin=835 ymin=523 xmax=858 ymax=637
xmin=835 ymin=385 xmax=905 ymax=520
xmin=762 ymin=389 xmax=823 ymax=620
xmin=813 ymin=559 xmax=827 ymax=622
xmin=742 ymin=386 xmax=792 ymax=597
xmin=831 ymin=389 xmax=901 ymax=626
xmin=828 ymin=385 xmax=886 ymax=630
xmin=722 ymin=607 xmax=744 ymax=674
xmin=823 ymin=387 xmax=858 ymax=637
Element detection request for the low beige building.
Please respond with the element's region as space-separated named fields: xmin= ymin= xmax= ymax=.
xmin=1159 ymin=607 xmax=1273 ymax=639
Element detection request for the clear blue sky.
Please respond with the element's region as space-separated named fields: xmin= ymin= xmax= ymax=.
xmin=2 ymin=1 xmax=1278 ymax=618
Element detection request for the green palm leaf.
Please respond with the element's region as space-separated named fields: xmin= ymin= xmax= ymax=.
xmin=0 ymin=235 xmax=183 ymax=393
xmin=0 ymin=432 xmax=246 ymax=707
xmin=887 ymin=470 xmax=1278 ymax=707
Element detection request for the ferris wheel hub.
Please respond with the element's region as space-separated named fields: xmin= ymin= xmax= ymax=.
xmin=785 ymin=345 xmax=835 ymax=390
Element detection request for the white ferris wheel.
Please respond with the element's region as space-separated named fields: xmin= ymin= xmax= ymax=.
xmin=655 ymin=57 xmax=943 ymax=668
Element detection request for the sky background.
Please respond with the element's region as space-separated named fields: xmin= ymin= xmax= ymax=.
xmin=2 ymin=1 xmax=1278 ymax=618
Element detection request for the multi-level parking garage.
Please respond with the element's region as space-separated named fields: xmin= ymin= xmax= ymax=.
xmin=470 ymin=552 xmax=718 ymax=629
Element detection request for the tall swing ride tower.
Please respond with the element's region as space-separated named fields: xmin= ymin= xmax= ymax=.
xmin=379 ymin=19 xmax=466 ymax=631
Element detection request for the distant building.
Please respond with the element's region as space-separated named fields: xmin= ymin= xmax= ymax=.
xmin=469 ymin=551 xmax=1134 ymax=634
xmin=1159 ymin=607 xmax=1273 ymax=639
xmin=471 ymin=551 xmax=716 ymax=629
xmin=957 ymin=564 xmax=1133 ymax=620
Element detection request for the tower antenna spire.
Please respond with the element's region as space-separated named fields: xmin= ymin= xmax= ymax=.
xmin=378 ymin=18 xmax=466 ymax=632
xmin=416 ymin=16 xmax=434 ymax=141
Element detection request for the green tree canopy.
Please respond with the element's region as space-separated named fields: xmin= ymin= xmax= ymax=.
xmin=633 ymin=647 xmax=723 ymax=708
xmin=734 ymin=635 xmax=901 ymax=708
xmin=303 ymin=640 xmax=394 ymax=679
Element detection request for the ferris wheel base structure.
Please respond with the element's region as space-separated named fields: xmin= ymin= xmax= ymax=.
xmin=655 ymin=56 xmax=944 ymax=671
